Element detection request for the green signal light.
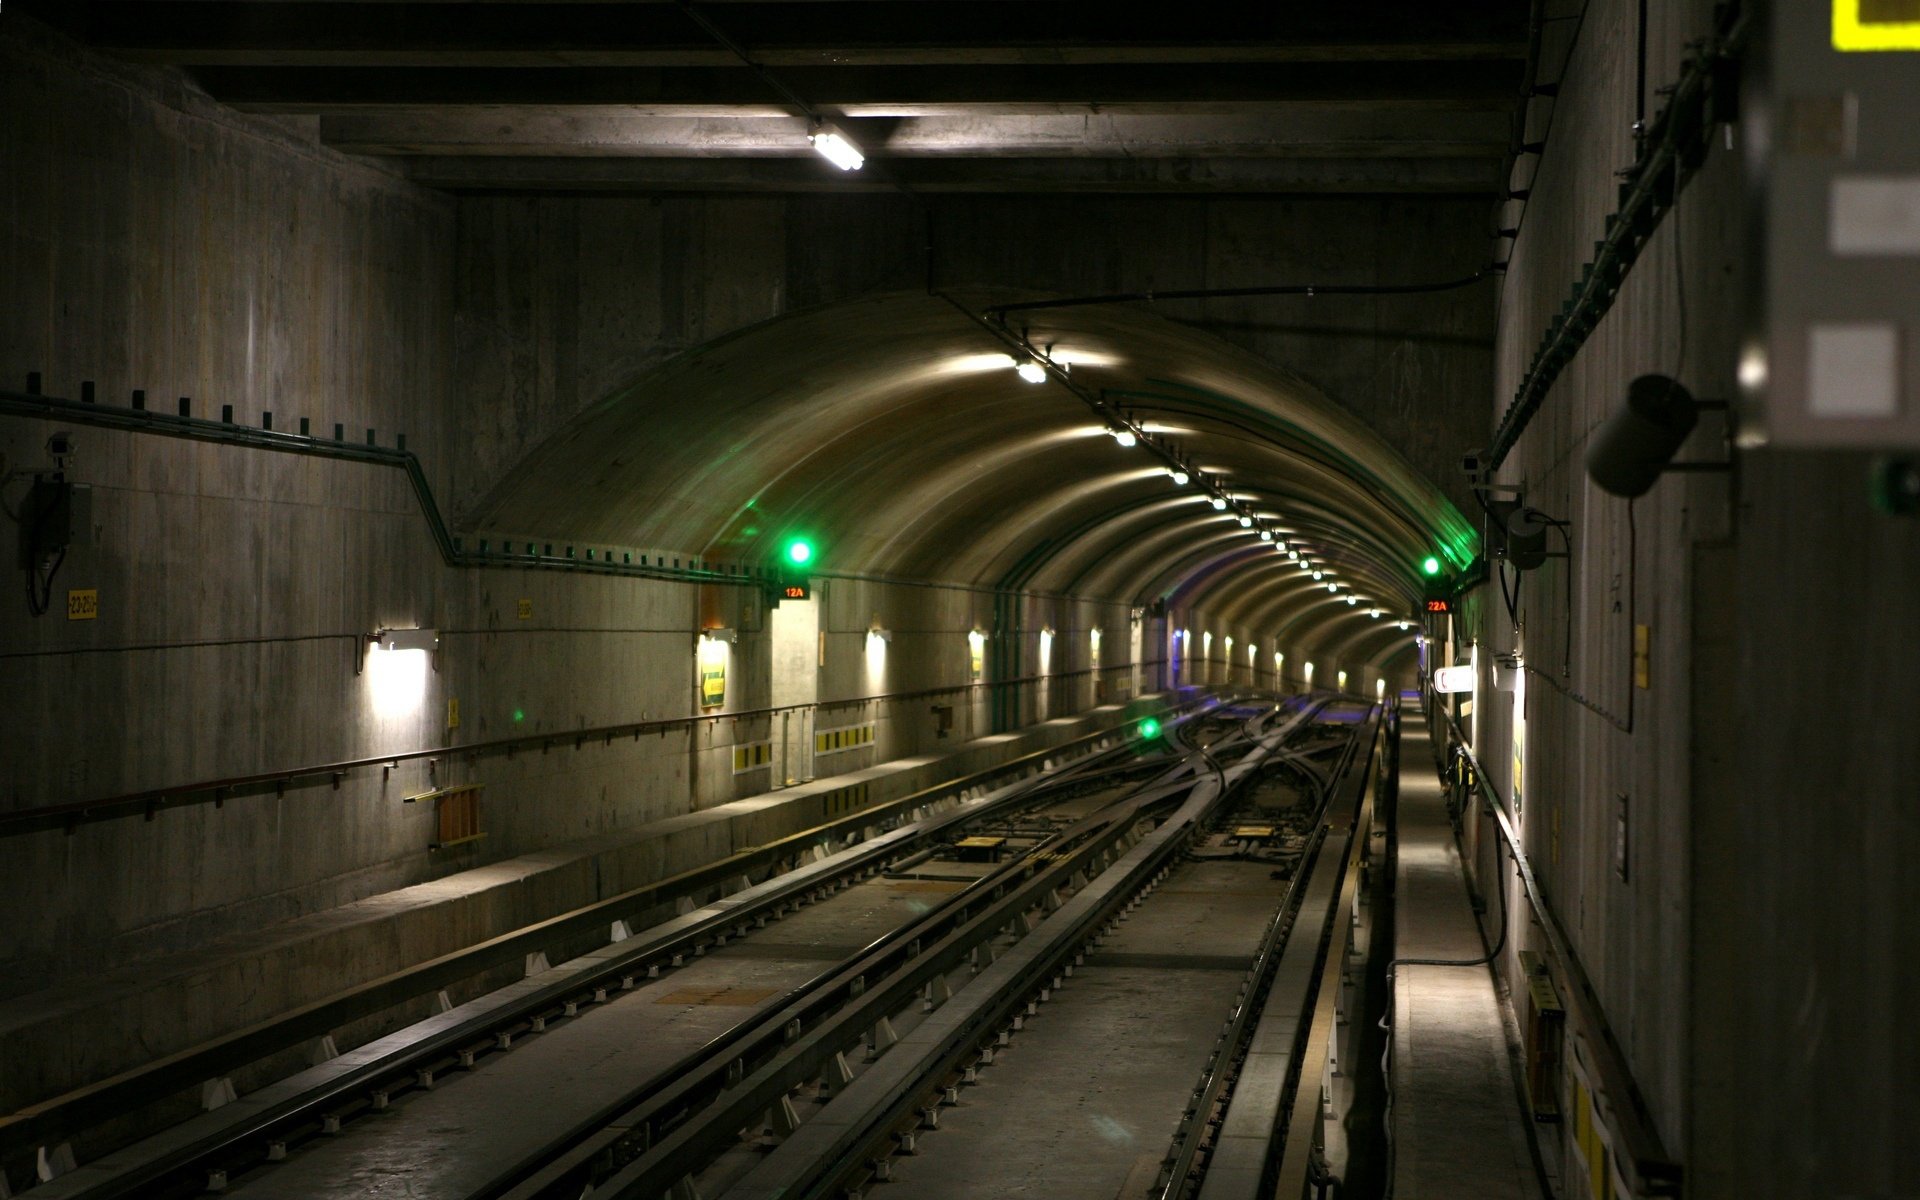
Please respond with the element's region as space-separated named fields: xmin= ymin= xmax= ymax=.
xmin=1139 ymin=716 xmax=1163 ymax=739
xmin=784 ymin=538 xmax=815 ymax=566
xmin=1421 ymin=556 xmax=1442 ymax=576
xmin=512 ymin=708 xmax=525 ymax=723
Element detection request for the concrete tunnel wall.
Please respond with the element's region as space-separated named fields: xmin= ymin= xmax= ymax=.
xmin=0 ymin=16 xmax=1459 ymax=1004
xmin=1452 ymin=0 xmax=1920 ymax=1196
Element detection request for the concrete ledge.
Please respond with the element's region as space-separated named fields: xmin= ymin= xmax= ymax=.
xmin=0 ymin=697 xmax=1173 ymax=1132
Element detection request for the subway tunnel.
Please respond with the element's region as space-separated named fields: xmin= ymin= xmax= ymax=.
xmin=1 ymin=4 xmax=1916 ymax=1200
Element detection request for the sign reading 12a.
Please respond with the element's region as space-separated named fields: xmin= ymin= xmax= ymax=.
xmin=782 ymin=582 xmax=810 ymax=600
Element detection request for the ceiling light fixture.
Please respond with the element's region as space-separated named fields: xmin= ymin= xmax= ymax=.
xmin=1016 ymin=359 xmax=1047 ymax=383
xmin=1169 ymin=469 xmax=1190 ymax=486
xmin=1237 ymin=515 xmax=1252 ymax=528
xmin=809 ymin=121 xmax=865 ymax=171
xmin=1209 ymin=496 xmax=1227 ymax=510
xmin=1260 ymin=530 xmax=1273 ymax=542
xmin=1111 ymin=427 xmax=1137 ymax=447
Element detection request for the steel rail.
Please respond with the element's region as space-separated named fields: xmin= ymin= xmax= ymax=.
xmin=511 ymin=807 xmax=1188 ymax=1199
xmin=484 ymin=715 xmax=1272 ymax=1200
xmin=1190 ymin=700 xmax=1383 ymax=1200
xmin=0 ymin=699 xmax=1210 ymax=1183
xmin=1153 ymin=732 xmax=1358 ymax=1200
xmin=712 ymin=701 xmax=1320 ymax=1200
xmin=472 ymin=748 xmax=1221 ymax=1198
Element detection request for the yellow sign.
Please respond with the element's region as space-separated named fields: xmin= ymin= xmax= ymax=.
xmin=447 ymin=697 xmax=460 ymax=729
xmin=1835 ymin=0 xmax=1920 ymax=50
xmin=700 ymin=659 xmax=726 ymax=707
xmin=516 ymin=598 xmax=533 ymax=620
xmin=66 ymin=589 xmax=98 ymax=620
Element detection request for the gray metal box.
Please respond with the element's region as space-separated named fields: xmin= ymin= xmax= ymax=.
xmin=1744 ymin=0 xmax=1920 ymax=448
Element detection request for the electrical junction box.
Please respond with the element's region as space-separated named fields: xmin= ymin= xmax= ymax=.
xmin=1744 ymin=1 xmax=1920 ymax=447
xmin=19 ymin=480 xmax=90 ymax=565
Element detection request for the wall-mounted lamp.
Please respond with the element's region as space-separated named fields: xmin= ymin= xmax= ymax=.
xmin=867 ymin=627 xmax=894 ymax=644
xmin=700 ymin=626 xmax=738 ymax=644
xmin=365 ymin=628 xmax=436 ymax=713
xmin=1209 ymin=496 xmax=1227 ymax=510
xmin=1110 ymin=427 xmax=1137 ymax=447
xmin=1016 ymin=359 xmax=1048 ymax=384
xmin=374 ymin=627 xmax=438 ymax=653
xmin=1169 ymin=469 xmax=1191 ymax=486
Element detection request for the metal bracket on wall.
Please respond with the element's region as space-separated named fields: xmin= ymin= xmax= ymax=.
xmin=1487 ymin=6 xmax=1750 ymax=469
xmin=0 ymin=381 xmax=772 ymax=590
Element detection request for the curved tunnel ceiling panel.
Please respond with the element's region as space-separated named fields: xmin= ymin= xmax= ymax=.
xmin=470 ymin=290 xmax=1475 ymax=635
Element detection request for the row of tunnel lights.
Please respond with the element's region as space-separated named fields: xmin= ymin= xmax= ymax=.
xmin=1009 ymin=353 xmax=1443 ymax=617
xmin=1164 ymin=632 xmax=1392 ymax=701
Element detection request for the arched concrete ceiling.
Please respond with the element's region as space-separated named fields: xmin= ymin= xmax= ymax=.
xmin=470 ymin=289 xmax=1475 ymax=650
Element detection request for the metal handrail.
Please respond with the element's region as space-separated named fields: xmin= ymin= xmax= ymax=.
xmin=1432 ymin=702 xmax=1680 ymax=1194
xmin=0 ymin=665 xmax=1174 ymax=837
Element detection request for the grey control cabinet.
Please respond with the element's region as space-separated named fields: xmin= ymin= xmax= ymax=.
xmin=1744 ymin=0 xmax=1920 ymax=448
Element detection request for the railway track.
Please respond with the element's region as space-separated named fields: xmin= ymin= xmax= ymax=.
xmin=19 ymin=698 xmax=1233 ymax=1200
xmin=16 ymin=693 xmax=1393 ymax=1200
xmin=711 ymin=697 xmax=1385 ymax=1200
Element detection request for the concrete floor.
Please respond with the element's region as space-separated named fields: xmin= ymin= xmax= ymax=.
xmin=1389 ymin=714 xmax=1542 ymax=1200
xmin=226 ymin=875 xmax=967 ymax=1200
xmin=881 ymin=857 xmax=1286 ymax=1200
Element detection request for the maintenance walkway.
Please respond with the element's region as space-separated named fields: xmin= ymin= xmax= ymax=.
xmin=1389 ymin=708 xmax=1544 ymax=1200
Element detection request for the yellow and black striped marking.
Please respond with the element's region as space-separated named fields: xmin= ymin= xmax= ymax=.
xmin=731 ymin=740 xmax=774 ymax=774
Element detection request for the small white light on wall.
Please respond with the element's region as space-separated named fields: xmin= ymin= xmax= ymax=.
xmin=1303 ymin=661 xmax=1314 ymax=684
xmin=374 ymin=627 xmax=438 ymax=653
xmin=1377 ymin=678 xmax=1387 ymax=698
xmin=1337 ymin=669 xmax=1348 ymax=690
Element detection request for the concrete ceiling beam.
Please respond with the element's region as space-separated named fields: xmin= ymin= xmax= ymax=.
xmin=398 ymin=155 xmax=1505 ymax=194
xmin=315 ymin=108 xmax=1513 ymax=159
xmin=79 ymin=1 xmax=1527 ymax=69
xmin=190 ymin=60 xmax=1525 ymax=110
